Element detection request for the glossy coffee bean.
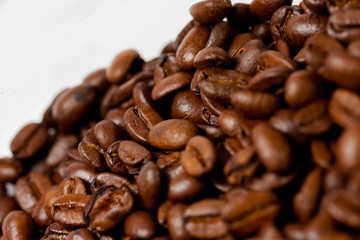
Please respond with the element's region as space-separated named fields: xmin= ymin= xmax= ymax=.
xmin=67 ymin=228 xmax=96 ymax=240
xmin=106 ymin=49 xmax=143 ymax=84
xmin=10 ymin=122 xmax=49 ymax=160
xmin=151 ymin=72 xmax=192 ymax=100
xmin=181 ymin=135 xmax=217 ymax=177
xmin=194 ymin=46 xmax=232 ymax=69
xmin=0 ymin=197 xmax=18 ymax=227
xmin=327 ymin=8 xmax=360 ymax=43
xmin=167 ymin=204 xmax=191 ymax=240
xmin=124 ymin=211 xmax=157 ymax=240
xmin=190 ymin=0 xmax=232 ymax=24
xmin=84 ymin=185 xmax=134 ymax=232
xmin=94 ymin=120 xmax=122 ymax=150
xmin=167 ymin=174 xmax=205 ymax=202
xmin=148 ymin=119 xmax=198 ymax=150
xmin=153 ymin=53 xmax=180 ymax=84
xmin=248 ymin=66 xmax=291 ymax=92
xmin=257 ymin=50 xmax=297 ymax=71
xmin=138 ymin=162 xmax=161 ymax=211
xmin=105 ymin=141 xmax=128 ymax=175
xmin=303 ymin=0 xmax=327 ymax=14
xmin=45 ymin=134 xmax=78 ymax=170
xmin=2 ymin=210 xmax=34 ymax=240
xmin=90 ymin=172 xmax=137 ymax=195
xmin=252 ymin=123 xmax=293 ymax=173
xmin=78 ymin=131 xmax=107 ymax=172
xmin=82 ymin=68 xmax=109 ymax=93
xmin=233 ymin=39 xmax=266 ymax=75
xmin=206 ymin=21 xmax=232 ymax=49
xmin=336 ymin=124 xmax=360 ymax=173
xmin=156 ymin=151 xmax=185 ymax=180
xmin=0 ymin=157 xmax=23 ymax=182
xmin=250 ymin=0 xmax=292 ymax=20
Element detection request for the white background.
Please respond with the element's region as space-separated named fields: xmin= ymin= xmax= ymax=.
xmin=0 ymin=0 xmax=301 ymax=157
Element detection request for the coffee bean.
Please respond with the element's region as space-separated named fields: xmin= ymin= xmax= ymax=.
xmin=167 ymin=204 xmax=191 ymax=240
xmin=84 ymin=185 xmax=134 ymax=232
xmin=151 ymin=72 xmax=192 ymax=100
xmin=0 ymin=197 xmax=18 ymax=227
xmin=67 ymin=228 xmax=96 ymax=240
xmin=156 ymin=151 xmax=185 ymax=180
xmin=118 ymin=140 xmax=151 ymax=174
xmin=190 ymin=0 xmax=232 ymax=24
xmin=194 ymin=47 xmax=232 ymax=69
xmin=10 ymin=122 xmax=49 ymax=160
xmin=167 ymin=174 xmax=205 ymax=202
xmin=181 ymin=135 xmax=217 ymax=177
xmin=90 ymin=172 xmax=137 ymax=195
xmin=336 ymin=124 xmax=360 ymax=173
xmin=124 ymin=211 xmax=157 ymax=240
xmin=250 ymin=0 xmax=293 ymax=20
xmin=327 ymin=8 xmax=360 ymax=43
xmin=138 ymin=162 xmax=161 ymax=211
xmin=2 ymin=210 xmax=34 ymax=240
xmin=148 ymin=119 xmax=198 ymax=150
xmin=0 ymin=157 xmax=23 ymax=182
xmin=82 ymin=68 xmax=109 ymax=93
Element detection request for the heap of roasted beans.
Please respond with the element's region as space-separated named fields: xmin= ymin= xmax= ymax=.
xmin=1 ymin=0 xmax=360 ymax=239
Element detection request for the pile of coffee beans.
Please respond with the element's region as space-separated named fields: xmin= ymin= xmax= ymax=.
xmin=1 ymin=0 xmax=360 ymax=239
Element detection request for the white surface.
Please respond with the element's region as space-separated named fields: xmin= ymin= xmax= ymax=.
xmin=0 ymin=0 xmax=300 ymax=157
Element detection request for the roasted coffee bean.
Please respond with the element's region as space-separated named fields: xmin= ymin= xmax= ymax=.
xmin=2 ymin=210 xmax=34 ymax=240
xmin=124 ymin=105 xmax=163 ymax=145
xmin=293 ymin=99 xmax=333 ymax=136
xmin=327 ymin=8 xmax=360 ymax=43
xmin=10 ymin=122 xmax=49 ymax=160
xmin=329 ymin=88 xmax=360 ymax=128
xmin=227 ymin=3 xmax=258 ymax=30
xmin=154 ymin=53 xmax=180 ymax=84
xmin=221 ymin=190 xmax=280 ymax=238
xmin=51 ymin=84 xmax=97 ymax=132
xmin=82 ymin=68 xmax=109 ymax=93
xmin=176 ymin=25 xmax=212 ymax=71
xmin=173 ymin=20 xmax=198 ymax=51
xmin=232 ymin=90 xmax=280 ymax=118
xmin=233 ymin=39 xmax=266 ymax=75
xmin=284 ymin=70 xmax=324 ymax=109
xmin=319 ymin=51 xmax=360 ymax=90
xmin=255 ymin=222 xmax=285 ymax=240
xmin=181 ymin=135 xmax=217 ymax=177
xmin=167 ymin=173 xmax=205 ymax=202
xmin=157 ymin=201 xmax=173 ymax=227
xmin=106 ymin=49 xmax=143 ymax=84
xmin=190 ymin=0 xmax=232 ymax=24
xmin=124 ymin=211 xmax=157 ymax=240
xmin=118 ymin=140 xmax=151 ymax=170
xmin=194 ymin=47 xmax=232 ymax=69
xmin=293 ymin=168 xmax=323 ymax=222
xmin=250 ymin=0 xmax=293 ymax=20
xmin=94 ymin=120 xmax=121 ymax=150
xmin=53 ymin=159 xmax=96 ymax=184
xmin=336 ymin=124 xmax=360 ymax=173
xmin=58 ymin=177 xmax=87 ymax=196
xmin=250 ymin=21 xmax=272 ymax=43
xmin=32 ymin=186 xmax=54 ymax=227
xmin=148 ymin=119 xmax=198 ymax=150
xmin=248 ymin=66 xmax=291 ymax=92
xmin=167 ymin=204 xmax=191 ymax=240
xmin=151 ymin=72 xmax=192 ymax=100
xmin=78 ymin=131 xmax=107 ymax=172
xmin=84 ymin=185 xmax=134 ymax=232
xmin=206 ymin=21 xmax=232 ymax=49
xmin=184 ymin=199 xmax=227 ymax=239
xmin=52 ymin=194 xmax=91 ymax=227
xmin=257 ymin=50 xmax=297 ymax=71
xmin=133 ymin=81 xmax=155 ymax=108
xmin=228 ymin=33 xmax=257 ymax=59
xmin=67 ymin=228 xmax=96 ymax=240
xmin=0 ymin=157 xmax=23 ymax=182
xmin=105 ymin=141 xmax=128 ymax=175
xmin=15 ymin=172 xmax=52 ymax=214
xmin=90 ymin=172 xmax=137 ymax=195
xmin=303 ymin=0 xmax=327 ymax=14
xmin=138 ymin=162 xmax=161 ymax=211
xmin=311 ymin=139 xmax=334 ymax=169
xmin=45 ymin=134 xmax=78 ymax=170
xmin=44 ymin=186 xmax=59 ymax=218
xmin=348 ymin=39 xmax=360 ymax=58
xmin=248 ymin=169 xmax=299 ymax=191
xmin=252 ymin=123 xmax=293 ymax=173
xmin=156 ymin=151 xmax=185 ymax=180
xmin=324 ymin=189 xmax=360 ymax=229
xmin=223 ymin=146 xmax=259 ymax=185
xmin=0 ymin=197 xmax=18 ymax=227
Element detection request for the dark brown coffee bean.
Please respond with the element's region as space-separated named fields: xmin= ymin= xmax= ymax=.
xmin=336 ymin=124 xmax=360 ymax=173
xmin=10 ymin=122 xmax=49 ymax=160
xmin=181 ymin=135 xmax=217 ymax=177
xmin=200 ymin=91 xmax=227 ymax=117
xmin=53 ymin=159 xmax=96 ymax=184
xmin=106 ymin=49 xmax=143 ymax=84
xmin=124 ymin=211 xmax=157 ymax=240
xmin=248 ymin=66 xmax=292 ymax=92
xmin=84 ymin=185 xmax=134 ymax=232
xmin=156 ymin=151 xmax=185 ymax=180
xmin=252 ymin=123 xmax=293 ymax=173
xmin=250 ymin=21 xmax=272 ymax=43
xmin=105 ymin=108 xmax=126 ymax=129
xmin=0 ymin=157 xmax=23 ymax=182
xmin=303 ymin=0 xmax=327 ymax=14
xmin=327 ymin=8 xmax=360 ymax=43
xmin=133 ymin=81 xmax=155 ymax=108
xmin=82 ymin=68 xmax=109 ymax=93
xmin=2 ymin=210 xmax=34 ymax=240
xmin=184 ymin=199 xmax=227 ymax=239
xmin=221 ymin=190 xmax=280 ymax=238
xmin=190 ymin=0 xmax=232 ymax=24
xmin=52 ymin=194 xmax=90 ymax=227
xmin=233 ymin=39 xmax=266 ymax=75
xmin=329 ymin=88 xmax=360 ymax=128
xmin=58 ymin=177 xmax=87 ymax=196
xmin=118 ymin=140 xmax=151 ymax=172
xmin=257 ymin=50 xmax=297 ymax=71
xmin=304 ymin=34 xmax=344 ymax=71
xmin=292 ymin=99 xmax=333 ymax=136
xmin=32 ymin=186 xmax=54 ymax=227
xmin=167 ymin=204 xmax=191 ymax=240
xmin=219 ymin=109 xmax=251 ymax=145
xmin=348 ymin=39 xmax=360 ymax=58
xmin=255 ymin=222 xmax=285 ymax=240
xmin=94 ymin=120 xmax=121 ymax=150
xmin=319 ymin=51 xmax=360 ymax=90
xmin=324 ymin=189 xmax=360 ymax=229
xmin=148 ymin=119 xmax=198 ymax=150
xmin=176 ymin=25 xmax=211 ymax=71
xmin=51 ymin=84 xmax=97 ymax=132
xmin=293 ymin=168 xmax=323 ymax=223
xmin=124 ymin=105 xmax=163 ymax=145
xmin=157 ymin=201 xmax=173 ymax=227
xmin=173 ymin=20 xmax=198 ymax=52
xmin=15 ymin=172 xmax=52 ymax=214
xmin=67 ymin=228 xmax=96 ymax=240
xmin=248 ymin=169 xmax=299 ymax=191
xmin=284 ymin=70 xmax=324 ymax=109
xmin=0 ymin=197 xmax=18 ymax=228
xmin=311 ymin=139 xmax=334 ymax=169
xmin=78 ymin=131 xmax=107 ymax=172
xmin=45 ymin=134 xmax=78 ymax=171
xmin=138 ymin=162 xmax=161 ymax=211
xmin=228 ymin=33 xmax=257 ymax=59
xmin=90 ymin=172 xmax=137 ymax=195
xmin=167 ymin=174 xmax=205 ymax=202
xmin=250 ymin=0 xmax=293 ymax=20
xmin=151 ymin=72 xmax=192 ymax=100
xmin=206 ymin=21 xmax=232 ymax=49
xmin=194 ymin=47 xmax=232 ymax=69
xmin=223 ymin=146 xmax=259 ymax=185
xmin=105 ymin=141 xmax=128 ymax=175
xmin=153 ymin=53 xmax=180 ymax=84
xmin=44 ymin=186 xmax=59 ymax=219
xmin=227 ymin=3 xmax=258 ymax=30
xmin=232 ymin=90 xmax=280 ymax=118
